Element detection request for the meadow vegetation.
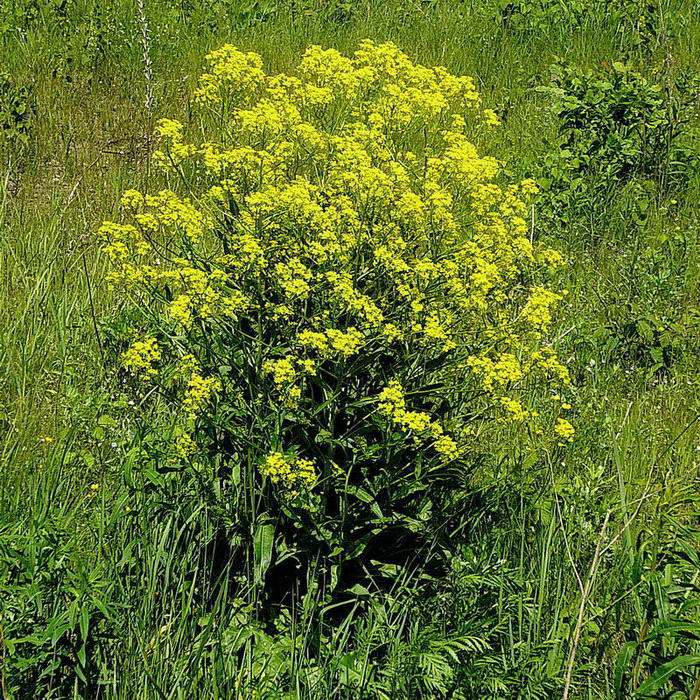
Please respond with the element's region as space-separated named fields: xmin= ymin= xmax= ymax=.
xmin=1 ymin=0 xmax=699 ymax=698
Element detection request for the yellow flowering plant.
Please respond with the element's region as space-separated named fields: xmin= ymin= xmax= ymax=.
xmin=102 ymin=41 xmax=573 ymax=600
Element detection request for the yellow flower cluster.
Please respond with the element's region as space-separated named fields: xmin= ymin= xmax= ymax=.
xmin=522 ymin=286 xmax=565 ymax=333
xmin=183 ymin=373 xmax=222 ymax=421
xmin=378 ymin=381 xmax=461 ymax=462
xmin=466 ymin=353 xmax=525 ymax=392
xmin=263 ymin=357 xmax=297 ymax=385
xmin=101 ymin=201 xmax=249 ymax=330
xmin=324 ymin=272 xmax=384 ymax=328
xmin=152 ymin=119 xmax=197 ymax=168
xmin=554 ymin=417 xmax=576 ymax=445
xmin=174 ymin=433 xmax=197 ymax=461
xmin=297 ymin=328 xmax=364 ymax=358
xmin=532 ymin=347 xmax=571 ymax=384
xmin=465 ymin=345 xmax=574 ymax=440
xmin=274 ymin=258 xmax=313 ymax=300
xmin=499 ymin=396 xmax=530 ymax=423
xmin=120 ymin=336 xmax=161 ymax=379
xmin=262 ymin=355 xmax=318 ymax=407
xmin=259 ymin=452 xmax=316 ymax=492
xmin=194 ymin=44 xmax=265 ymax=105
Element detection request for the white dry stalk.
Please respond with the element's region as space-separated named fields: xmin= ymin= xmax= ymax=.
xmin=136 ymin=0 xmax=154 ymax=116
xmin=562 ymin=510 xmax=611 ymax=700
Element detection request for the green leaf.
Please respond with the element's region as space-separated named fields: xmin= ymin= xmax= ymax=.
xmin=253 ymin=520 xmax=275 ymax=586
xmin=633 ymin=655 xmax=700 ymax=697
xmin=615 ymin=641 xmax=638 ymax=698
xmin=97 ymin=414 xmax=117 ymax=428
xmin=330 ymin=563 xmax=340 ymax=592
xmin=346 ymin=583 xmax=370 ymax=597
xmin=646 ymin=621 xmax=700 ymax=642
xmin=79 ymin=606 xmax=90 ymax=642
xmin=346 ymin=485 xmax=383 ymax=518
xmin=77 ymin=643 xmax=87 ymax=668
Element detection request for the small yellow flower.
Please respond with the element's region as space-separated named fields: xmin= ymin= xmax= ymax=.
xmin=121 ymin=336 xmax=161 ymax=379
xmin=259 ymin=452 xmax=316 ymax=492
xmin=554 ymin=417 xmax=575 ymax=443
xmin=183 ymin=373 xmax=222 ymax=421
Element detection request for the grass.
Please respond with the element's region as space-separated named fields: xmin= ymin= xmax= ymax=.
xmin=1 ymin=0 xmax=699 ymax=697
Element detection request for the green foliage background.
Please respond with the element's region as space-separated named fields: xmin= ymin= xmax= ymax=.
xmin=1 ymin=0 xmax=699 ymax=697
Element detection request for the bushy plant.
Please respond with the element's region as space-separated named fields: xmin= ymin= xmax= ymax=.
xmin=535 ymin=60 xmax=700 ymax=225
xmin=0 ymin=518 xmax=117 ymax=697
xmin=497 ymin=0 xmax=657 ymax=39
xmin=0 ymin=71 xmax=33 ymax=152
xmin=614 ymin=487 xmax=700 ymax=698
xmin=498 ymin=0 xmax=597 ymax=32
xmin=100 ymin=41 xmax=574 ymax=613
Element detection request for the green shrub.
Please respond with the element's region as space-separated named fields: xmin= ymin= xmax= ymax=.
xmin=497 ymin=0 xmax=658 ymax=40
xmin=100 ymin=42 xmax=574 ymax=621
xmin=0 ymin=518 xmax=117 ymax=697
xmin=536 ymin=60 xmax=700 ymax=225
xmin=614 ymin=488 xmax=700 ymax=698
xmin=0 ymin=72 xmax=33 ymax=153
